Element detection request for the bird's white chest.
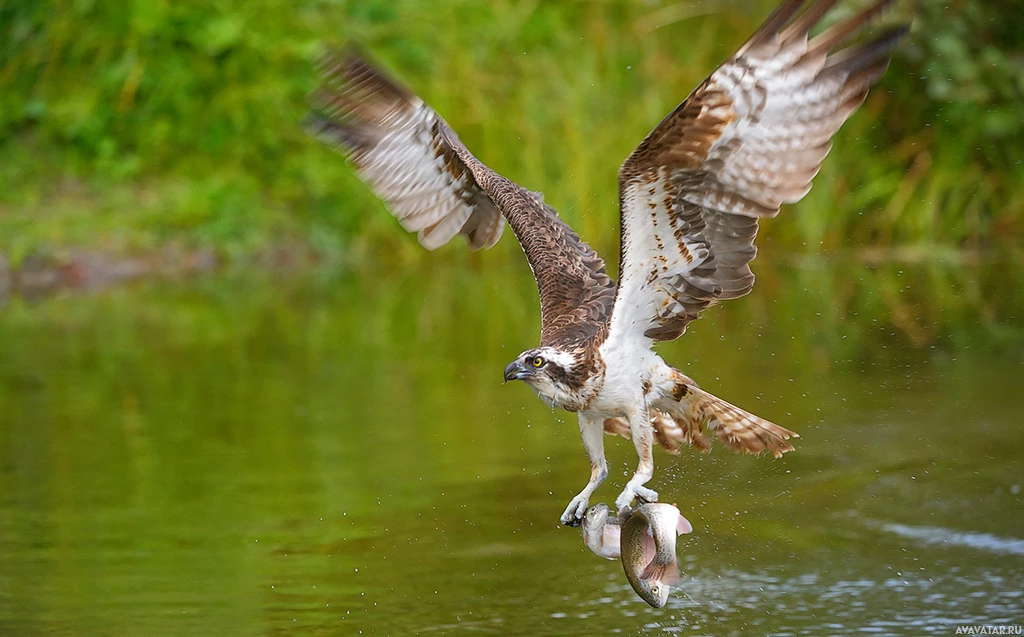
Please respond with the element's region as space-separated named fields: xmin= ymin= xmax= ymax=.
xmin=589 ymin=332 xmax=667 ymax=418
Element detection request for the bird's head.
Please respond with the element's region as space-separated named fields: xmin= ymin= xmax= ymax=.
xmin=503 ymin=347 xmax=583 ymax=409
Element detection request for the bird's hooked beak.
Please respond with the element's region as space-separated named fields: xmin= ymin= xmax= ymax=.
xmin=503 ymin=359 xmax=533 ymax=383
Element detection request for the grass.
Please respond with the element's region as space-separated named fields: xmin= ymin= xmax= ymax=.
xmin=0 ymin=0 xmax=1021 ymax=270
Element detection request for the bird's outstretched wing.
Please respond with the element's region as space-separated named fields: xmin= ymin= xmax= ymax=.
xmin=612 ymin=0 xmax=908 ymax=342
xmin=307 ymin=52 xmax=616 ymax=345
xmin=307 ymin=51 xmax=504 ymax=251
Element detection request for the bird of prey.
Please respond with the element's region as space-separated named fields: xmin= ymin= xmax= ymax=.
xmin=307 ymin=0 xmax=907 ymax=526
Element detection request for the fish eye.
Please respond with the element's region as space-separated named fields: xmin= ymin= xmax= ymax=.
xmin=531 ymin=356 xmax=545 ymax=368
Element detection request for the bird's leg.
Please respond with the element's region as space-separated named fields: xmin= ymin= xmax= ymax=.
xmin=560 ymin=413 xmax=608 ymax=527
xmin=615 ymin=405 xmax=657 ymax=515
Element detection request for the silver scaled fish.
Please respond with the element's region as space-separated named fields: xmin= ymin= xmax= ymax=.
xmin=583 ymin=502 xmax=692 ymax=607
xmin=581 ymin=502 xmax=623 ymax=560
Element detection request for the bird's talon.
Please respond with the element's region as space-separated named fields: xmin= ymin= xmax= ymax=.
xmin=560 ymin=495 xmax=590 ymax=527
xmin=615 ymin=485 xmax=659 ymax=514
xmin=636 ymin=486 xmax=659 ymax=504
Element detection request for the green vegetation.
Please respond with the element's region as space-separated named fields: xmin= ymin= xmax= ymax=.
xmin=1 ymin=0 xmax=1021 ymax=262
xmin=0 ymin=0 xmax=1022 ymax=349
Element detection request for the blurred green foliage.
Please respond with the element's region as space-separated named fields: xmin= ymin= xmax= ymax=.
xmin=0 ymin=0 xmax=1021 ymax=265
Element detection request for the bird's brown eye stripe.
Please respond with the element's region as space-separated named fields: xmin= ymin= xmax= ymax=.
xmin=532 ymin=356 xmax=544 ymax=367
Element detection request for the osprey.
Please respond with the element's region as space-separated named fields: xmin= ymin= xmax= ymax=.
xmin=308 ymin=0 xmax=907 ymax=526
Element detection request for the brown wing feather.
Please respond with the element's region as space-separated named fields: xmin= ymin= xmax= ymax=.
xmin=438 ymin=146 xmax=617 ymax=348
xmin=307 ymin=52 xmax=503 ymax=250
xmin=308 ymin=51 xmax=616 ymax=347
xmin=613 ymin=0 xmax=908 ymax=343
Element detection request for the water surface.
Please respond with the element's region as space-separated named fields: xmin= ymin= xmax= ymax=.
xmin=0 ymin=262 xmax=1021 ymax=635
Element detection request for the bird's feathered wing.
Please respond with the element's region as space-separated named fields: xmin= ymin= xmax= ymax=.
xmin=307 ymin=52 xmax=616 ymax=346
xmin=307 ymin=53 xmax=503 ymax=251
xmin=612 ymin=0 xmax=908 ymax=343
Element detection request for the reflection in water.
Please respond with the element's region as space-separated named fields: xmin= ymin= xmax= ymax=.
xmin=0 ymin=262 xmax=1021 ymax=636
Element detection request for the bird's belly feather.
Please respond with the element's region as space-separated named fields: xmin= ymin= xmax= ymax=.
xmin=588 ymin=333 xmax=675 ymax=418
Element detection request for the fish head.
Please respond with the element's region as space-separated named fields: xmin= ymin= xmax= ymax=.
xmin=636 ymin=579 xmax=671 ymax=609
xmin=581 ymin=503 xmax=611 ymax=537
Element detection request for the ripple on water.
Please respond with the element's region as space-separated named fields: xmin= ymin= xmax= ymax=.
xmin=871 ymin=521 xmax=1024 ymax=557
xmin=587 ymin=565 xmax=1023 ymax=636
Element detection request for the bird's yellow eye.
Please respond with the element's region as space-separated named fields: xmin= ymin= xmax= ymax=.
xmin=532 ymin=356 xmax=545 ymax=368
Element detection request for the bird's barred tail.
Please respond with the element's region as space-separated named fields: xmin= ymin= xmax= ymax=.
xmin=680 ymin=384 xmax=798 ymax=458
xmin=603 ymin=398 xmax=798 ymax=457
xmin=608 ymin=369 xmax=799 ymax=457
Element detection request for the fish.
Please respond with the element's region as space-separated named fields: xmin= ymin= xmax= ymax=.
xmin=619 ymin=503 xmax=692 ymax=608
xmin=581 ymin=501 xmax=693 ymax=607
xmin=581 ymin=502 xmax=622 ymax=560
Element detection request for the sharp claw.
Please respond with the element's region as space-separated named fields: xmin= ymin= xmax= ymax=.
xmin=615 ymin=493 xmax=630 ymax=514
xmin=561 ymin=495 xmax=590 ymax=527
xmin=617 ymin=504 xmax=633 ymax=523
xmin=636 ymin=486 xmax=659 ymax=504
xmin=615 ymin=485 xmax=659 ymax=514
